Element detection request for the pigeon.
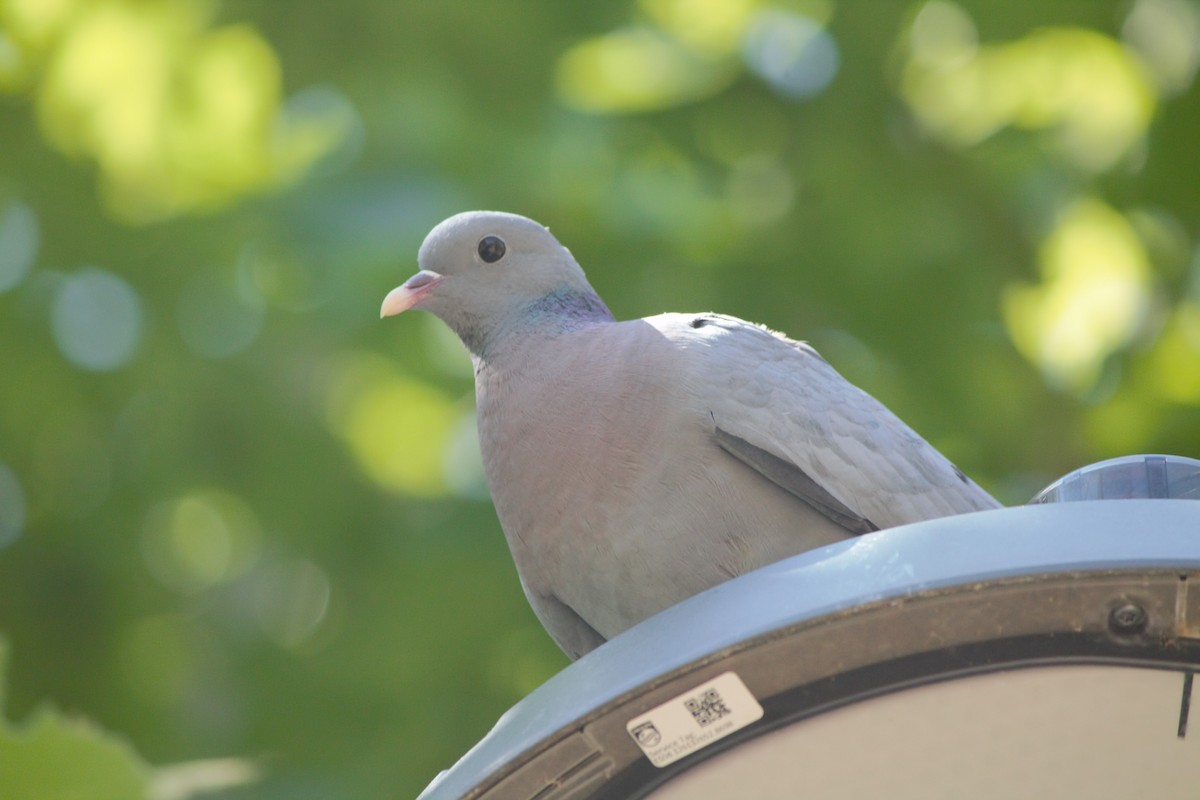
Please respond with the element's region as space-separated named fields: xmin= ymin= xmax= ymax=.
xmin=382 ymin=211 xmax=1001 ymax=659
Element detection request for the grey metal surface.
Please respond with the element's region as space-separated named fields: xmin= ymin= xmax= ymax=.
xmin=418 ymin=500 xmax=1200 ymax=799
xmin=1032 ymin=454 xmax=1200 ymax=502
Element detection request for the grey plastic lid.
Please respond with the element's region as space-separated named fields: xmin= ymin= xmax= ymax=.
xmin=1031 ymin=454 xmax=1200 ymax=503
xmin=418 ymin=499 xmax=1200 ymax=800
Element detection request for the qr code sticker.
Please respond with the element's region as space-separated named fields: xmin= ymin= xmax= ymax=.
xmin=684 ymin=688 xmax=731 ymax=727
xmin=627 ymin=671 xmax=763 ymax=768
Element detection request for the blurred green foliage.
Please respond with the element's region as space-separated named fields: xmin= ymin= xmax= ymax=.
xmin=0 ymin=638 xmax=152 ymax=800
xmin=0 ymin=0 xmax=1198 ymax=796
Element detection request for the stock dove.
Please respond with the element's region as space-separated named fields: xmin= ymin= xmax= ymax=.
xmin=382 ymin=211 xmax=1001 ymax=658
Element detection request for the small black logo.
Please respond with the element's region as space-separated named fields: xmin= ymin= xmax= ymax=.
xmin=631 ymin=721 xmax=662 ymax=748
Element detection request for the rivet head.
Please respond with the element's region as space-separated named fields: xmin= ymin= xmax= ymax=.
xmin=1109 ymin=603 xmax=1148 ymax=635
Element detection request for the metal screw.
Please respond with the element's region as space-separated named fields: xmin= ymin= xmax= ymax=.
xmin=1109 ymin=603 xmax=1147 ymax=635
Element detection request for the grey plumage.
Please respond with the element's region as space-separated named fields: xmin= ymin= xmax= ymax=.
xmin=382 ymin=211 xmax=1001 ymax=659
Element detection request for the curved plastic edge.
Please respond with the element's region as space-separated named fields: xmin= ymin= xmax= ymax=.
xmin=419 ymin=500 xmax=1200 ymax=799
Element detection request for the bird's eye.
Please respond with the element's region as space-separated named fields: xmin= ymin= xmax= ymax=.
xmin=477 ymin=235 xmax=506 ymax=263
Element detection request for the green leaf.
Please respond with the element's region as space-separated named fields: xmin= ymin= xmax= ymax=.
xmin=0 ymin=711 xmax=150 ymax=799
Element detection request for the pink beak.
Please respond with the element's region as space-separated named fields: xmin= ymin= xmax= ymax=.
xmin=380 ymin=270 xmax=444 ymax=318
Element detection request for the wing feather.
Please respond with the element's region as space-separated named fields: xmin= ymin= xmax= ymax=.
xmin=652 ymin=312 xmax=1000 ymax=530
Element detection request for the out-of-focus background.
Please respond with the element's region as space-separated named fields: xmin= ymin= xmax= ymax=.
xmin=0 ymin=0 xmax=1197 ymax=796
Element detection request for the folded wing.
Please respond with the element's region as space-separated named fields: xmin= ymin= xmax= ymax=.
xmin=653 ymin=313 xmax=1001 ymax=531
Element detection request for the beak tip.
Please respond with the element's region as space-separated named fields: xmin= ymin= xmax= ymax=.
xmin=380 ymin=271 xmax=443 ymax=319
xmin=379 ymin=286 xmax=414 ymax=319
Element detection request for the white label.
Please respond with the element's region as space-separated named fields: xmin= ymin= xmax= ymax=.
xmin=626 ymin=671 xmax=764 ymax=768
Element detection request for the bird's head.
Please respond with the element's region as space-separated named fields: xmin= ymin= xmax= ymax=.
xmin=380 ymin=211 xmax=608 ymax=355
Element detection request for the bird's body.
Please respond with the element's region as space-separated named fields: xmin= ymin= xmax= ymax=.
xmin=475 ymin=314 xmax=858 ymax=655
xmin=382 ymin=211 xmax=1001 ymax=658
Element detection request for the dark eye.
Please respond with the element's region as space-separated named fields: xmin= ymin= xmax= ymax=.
xmin=477 ymin=235 xmax=506 ymax=263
